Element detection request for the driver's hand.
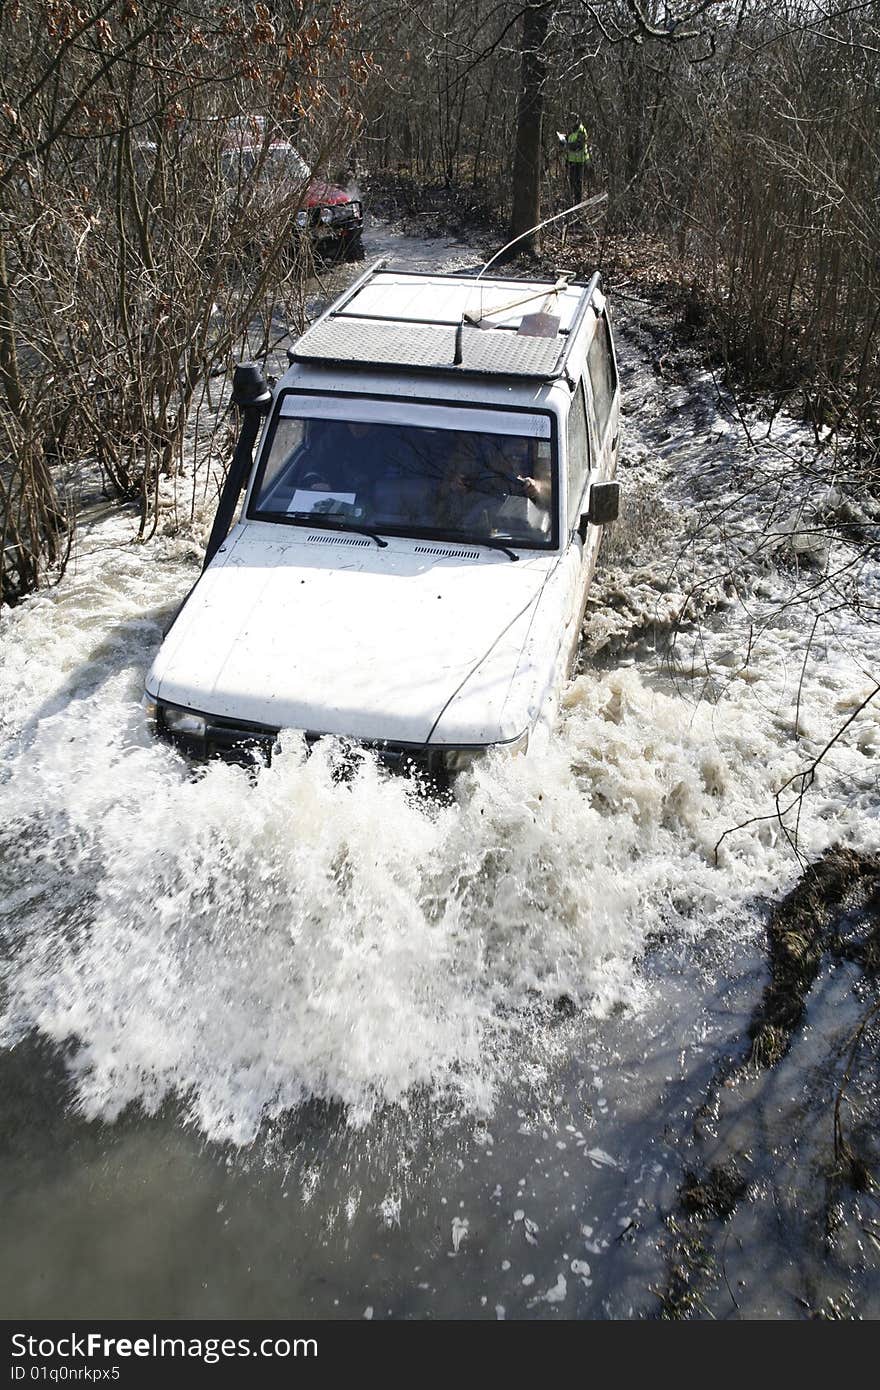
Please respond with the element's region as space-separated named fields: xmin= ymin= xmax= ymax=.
xmin=518 ymin=474 xmax=540 ymax=502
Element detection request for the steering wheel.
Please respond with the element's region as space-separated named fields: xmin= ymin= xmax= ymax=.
xmin=297 ymin=470 xmax=327 ymax=490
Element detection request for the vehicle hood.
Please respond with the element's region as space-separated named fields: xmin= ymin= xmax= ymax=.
xmin=306 ymin=180 xmax=354 ymax=206
xmin=147 ymin=525 xmax=552 ymax=745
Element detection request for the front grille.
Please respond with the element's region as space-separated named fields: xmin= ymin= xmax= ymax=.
xmin=161 ymin=710 xmax=443 ymax=775
xmin=204 ymin=716 xmax=277 ymax=764
xmin=307 ymin=202 xmax=362 ymax=230
xmin=160 ymin=705 xmax=458 ymax=786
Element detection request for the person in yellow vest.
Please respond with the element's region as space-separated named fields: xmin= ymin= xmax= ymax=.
xmin=562 ymin=116 xmax=591 ymax=203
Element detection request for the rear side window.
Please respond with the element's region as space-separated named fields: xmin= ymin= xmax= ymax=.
xmin=587 ymin=313 xmax=617 ymax=443
xmin=566 ymin=381 xmax=590 ymax=526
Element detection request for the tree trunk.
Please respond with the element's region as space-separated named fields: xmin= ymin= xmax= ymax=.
xmin=508 ymin=3 xmax=553 ymax=256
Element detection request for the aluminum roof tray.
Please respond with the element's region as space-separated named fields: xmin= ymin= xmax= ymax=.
xmin=290 ymin=266 xmax=598 ymax=382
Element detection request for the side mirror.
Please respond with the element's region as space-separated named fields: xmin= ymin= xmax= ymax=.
xmin=587 ymin=481 xmax=620 ymax=526
xmin=578 ymin=482 xmax=620 ymax=539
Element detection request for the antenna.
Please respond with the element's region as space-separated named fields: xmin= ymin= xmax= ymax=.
xmin=476 ymin=193 xmax=607 ymax=280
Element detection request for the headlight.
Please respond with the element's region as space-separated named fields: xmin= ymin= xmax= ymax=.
xmin=319 ymin=206 xmax=333 ymax=224
xmin=142 ymin=692 xmax=158 ymax=722
xmin=162 ymin=706 xmax=207 ymax=737
xmin=295 ymin=209 xmax=308 ymax=228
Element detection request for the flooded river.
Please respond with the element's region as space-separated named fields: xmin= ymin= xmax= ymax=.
xmin=1 ymin=224 xmax=878 ymax=1319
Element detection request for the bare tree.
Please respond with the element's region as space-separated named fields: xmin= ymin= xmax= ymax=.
xmin=0 ymin=0 xmax=368 ymax=604
xmin=509 ymin=2 xmax=554 ymax=254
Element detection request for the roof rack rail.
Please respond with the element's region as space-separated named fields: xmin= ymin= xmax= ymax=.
xmin=553 ymin=270 xmax=601 ymax=383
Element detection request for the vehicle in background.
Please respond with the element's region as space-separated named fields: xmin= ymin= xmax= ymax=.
xmin=294 ymin=164 xmax=364 ymax=261
xmin=222 ymin=118 xmax=363 ymax=261
xmin=144 ymin=261 xmax=621 ymax=775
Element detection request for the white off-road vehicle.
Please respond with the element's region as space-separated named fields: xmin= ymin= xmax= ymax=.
xmin=144 ymin=260 xmax=620 ymax=772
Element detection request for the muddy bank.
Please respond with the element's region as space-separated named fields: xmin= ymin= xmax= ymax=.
xmin=652 ymin=847 xmax=880 ymax=1318
xmin=751 ymin=847 xmax=880 ymax=1067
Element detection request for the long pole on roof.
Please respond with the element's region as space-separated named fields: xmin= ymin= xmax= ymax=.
xmin=476 ymin=193 xmax=607 ymax=280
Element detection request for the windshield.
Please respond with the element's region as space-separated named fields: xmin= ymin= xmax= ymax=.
xmin=222 ymin=144 xmax=311 ymax=184
xmin=249 ymin=405 xmax=556 ymax=549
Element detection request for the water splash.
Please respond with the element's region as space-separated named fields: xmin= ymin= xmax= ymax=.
xmin=1 ymin=268 xmax=877 ymax=1150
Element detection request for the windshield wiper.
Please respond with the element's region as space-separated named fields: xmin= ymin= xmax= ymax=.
xmin=288 ymin=512 xmax=388 ymax=548
xmin=474 ymin=536 xmax=520 ymax=562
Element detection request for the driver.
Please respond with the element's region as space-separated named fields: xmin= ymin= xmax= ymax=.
xmin=486 ymin=436 xmax=553 ymax=516
xmin=436 ymin=445 xmax=495 ymax=532
xmin=518 ymin=450 xmax=552 ymax=511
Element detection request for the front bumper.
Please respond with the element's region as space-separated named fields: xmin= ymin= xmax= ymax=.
xmin=296 ymin=201 xmax=363 ymax=244
xmin=144 ymin=696 xmax=525 ymax=774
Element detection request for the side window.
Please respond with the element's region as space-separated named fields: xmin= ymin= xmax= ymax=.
xmin=566 ymin=381 xmax=590 ymax=528
xmin=587 ymin=312 xmax=618 ymax=443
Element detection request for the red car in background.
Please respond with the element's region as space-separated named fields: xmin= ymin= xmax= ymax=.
xmin=295 ymin=165 xmax=364 ymax=261
xmin=224 ymin=119 xmax=364 ymax=262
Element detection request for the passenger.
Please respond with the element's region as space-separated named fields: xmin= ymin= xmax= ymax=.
xmin=299 ymin=418 xmax=382 ymax=493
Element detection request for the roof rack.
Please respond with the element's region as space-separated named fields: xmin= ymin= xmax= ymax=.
xmin=288 ymin=261 xmax=602 ymax=384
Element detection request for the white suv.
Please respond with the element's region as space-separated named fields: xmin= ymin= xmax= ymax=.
xmin=144 ymin=261 xmax=621 ymax=772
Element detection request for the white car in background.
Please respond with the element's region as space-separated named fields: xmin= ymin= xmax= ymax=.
xmin=144 ymin=261 xmax=621 ymax=774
